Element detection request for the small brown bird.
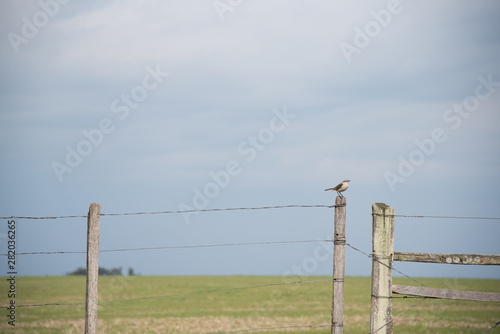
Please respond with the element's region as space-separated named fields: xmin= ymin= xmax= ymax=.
xmin=325 ymin=180 xmax=350 ymax=197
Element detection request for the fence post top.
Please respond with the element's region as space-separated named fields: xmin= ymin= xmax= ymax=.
xmin=372 ymin=203 xmax=394 ymax=216
xmin=373 ymin=203 xmax=389 ymax=209
xmin=335 ymin=196 xmax=346 ymax=205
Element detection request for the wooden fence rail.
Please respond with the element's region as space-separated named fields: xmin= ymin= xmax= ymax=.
xmin=370 ymin=202 xmax=500 ymax=334
xmin=394 ymin=252 xmax=500 ymax=265
xmin=392 ymin=285 xmax=500 ymax=303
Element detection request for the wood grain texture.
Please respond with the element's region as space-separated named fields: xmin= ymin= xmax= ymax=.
xmin=370 ymin=203 xmax=394 ymax=334
xmin=331 ymin=196 xmax=346 ymax=334
xmin=394 ymin=252 xmax=500 ymax=265
xmin=393 ymin=285 xmax=500 ymax=302
xmin=85 ymin=203 xmax=101 ymax=334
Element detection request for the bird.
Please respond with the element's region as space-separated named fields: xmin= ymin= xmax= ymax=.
xmin=325 ymin=180 xmax=350 ymax=197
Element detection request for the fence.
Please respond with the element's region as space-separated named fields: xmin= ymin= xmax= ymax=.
xmin=1 ymin=201 xmax=346 ymax=333
xmin=369 ymin=202 xmax=500 ymax=334
xmin=84 ymin=200 xmax=347 ymax=334
xmin=1 ymin=199 xmax=500 ymax=333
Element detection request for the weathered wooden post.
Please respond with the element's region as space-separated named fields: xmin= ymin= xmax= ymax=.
xmin=331 ymin=196 xmax=346 ymax=334
xmin=370 ymin=203 xmax=395 ymax=334
xmin=85 ymin=203 xmax=101 ymax=334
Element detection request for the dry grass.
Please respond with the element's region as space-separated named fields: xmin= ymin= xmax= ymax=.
xmin=0 ymin=276 xmax=498 ymax=334
xmin=1 ymin=316 xmax=327 ymax=334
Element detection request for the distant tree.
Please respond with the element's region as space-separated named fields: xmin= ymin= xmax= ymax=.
xmin=67 ymin=267 xmax=86 ymax=275
xmin=67 ymin=266 xmax=124 ymax=276
xmin=110 ymin=267 xmax=123 ymax=275
xmin=128 ymin=267 xmax=135 ymax=276
xmin=98 ymin=267 xmax=110 ymax=275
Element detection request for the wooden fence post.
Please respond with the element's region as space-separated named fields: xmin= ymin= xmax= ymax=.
xmin=85 ymin=203 xmax=101 ymax=334
xmin=370 ymin=203 xmax=394 ymax=334
xmin=331 ymin=196 xmax=346 ymax=334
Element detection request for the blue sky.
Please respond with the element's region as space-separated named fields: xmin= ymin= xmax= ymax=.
xmin=1 ymin=0 xmax=499 ymax=279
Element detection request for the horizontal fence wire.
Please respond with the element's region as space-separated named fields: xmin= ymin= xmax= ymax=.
xmin=481 ymin=320 xmax=500 ymax=334
xmin=0 ymin=239 xmax=333 ymax=256
xmin=0 ymin=279 xmax=335 ymax=309
xmin=345 ymin=242 xmax=427 ymax=287
xmin=101 ymin=204 xmax=339 ymax=217
xmin=0 ymin=204 xmax=336 ymax=220
xmin=370 ymin=297 xmax=427 ymax=334
xmin=206 ymin=324 xmax=334 ymax=334
xmin=5 ymin=208 xmax=500 ymax=221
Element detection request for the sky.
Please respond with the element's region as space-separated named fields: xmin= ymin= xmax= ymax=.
xmin=0 ymin=0 xmax=499 ymax=279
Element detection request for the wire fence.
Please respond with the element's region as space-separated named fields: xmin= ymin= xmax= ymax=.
xmin=1 ymin=204 xmax=499 ymax=333
xmin=4 ymin=278 xmax=335 ymax=309
xmin=0 ymin=204 xmax=338 ymax=220
xmin=4 ymin=209 xmax=500 ymax=221
xmin=206 ymin=324 xmax=335 ymax=334
xmin=0 ymin=239 xmax=334 ymax=256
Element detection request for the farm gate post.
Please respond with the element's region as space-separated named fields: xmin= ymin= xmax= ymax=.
xmin=370 ymin=203 xmax=395 ymax=334
xmin=331 ymin=195 xmax=346 ymax=334
xmin=370 ymin=202 xmax=500 ymax=333
xmin=85 ymin=203 xmax=101 ymax=334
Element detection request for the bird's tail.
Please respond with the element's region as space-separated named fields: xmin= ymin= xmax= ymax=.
xmin=324 ymin=188 xmax=334 ymax=191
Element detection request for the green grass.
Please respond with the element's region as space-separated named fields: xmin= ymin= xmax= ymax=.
xmin=1 ymin=276 xmax=499 ymax=333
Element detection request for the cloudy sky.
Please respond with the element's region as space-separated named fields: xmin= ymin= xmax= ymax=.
xmin=1 ymin=0 xmax=499 ymax=279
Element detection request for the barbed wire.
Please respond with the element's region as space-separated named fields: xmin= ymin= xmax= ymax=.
xmin=6 ymin=206 xmax=500 ymax=221
xmin=0 ymin=278 xmax=335 ymax=309
xmin=481 ymin=320 xmax=500 ymax=334
xmin=370 ymin=297 xmax=427 ymax=334
xmin=347 ymin=239 xmax=498 ymax=334
xmin=1 ymin=239 xmax=334 ymax=256
xmin=99 ymin=279 xmax=335 ymax=305
xmin=3 ymin=203 xmax=496 ymax=333
xmin=206 ymin=324 xmax=333 ymax=334
xmin=345 ymin=243 xmax=426 ymax=287
xmin=0 ymin=214 xmax=87 ymax=220
xmin=101 ymin=204 xmax=339 ymax=217
xmin=0 ymin=204 xmax=336 ymax=220
xmin=0 ymin=301 xmax=86 ymax=308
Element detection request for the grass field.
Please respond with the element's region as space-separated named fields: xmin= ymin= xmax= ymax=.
xmin=1 ymin=276 xmax=499 ymax=333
